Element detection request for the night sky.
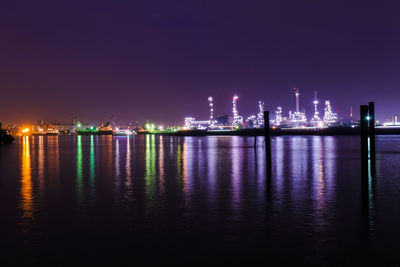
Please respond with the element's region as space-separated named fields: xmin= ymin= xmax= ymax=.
xmin=1 ymin=0 xmax=399 ymax=125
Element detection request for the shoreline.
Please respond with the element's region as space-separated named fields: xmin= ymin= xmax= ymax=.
xmin=13 ymin=127 xmax=400 ymax=137
xmin=141 ymin=127 xmax=400 ymax=136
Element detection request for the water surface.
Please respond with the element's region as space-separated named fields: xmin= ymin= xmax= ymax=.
xmin=1 ymin=135 xmax=400 ymax=265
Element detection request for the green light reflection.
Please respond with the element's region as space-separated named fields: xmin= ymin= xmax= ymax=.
xmin=176 ymin=138 xmax=182 ymax=186
xmin=77 ymin=135 xmax=83 ymax=204
xmin=90 ymin=135 xmax=95 ymax=195
xmin=145 ymin=135 xmax=156 ymax=203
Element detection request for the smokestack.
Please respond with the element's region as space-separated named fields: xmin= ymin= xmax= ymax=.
xmin=294 ymin=88 xmax=300 ymax=113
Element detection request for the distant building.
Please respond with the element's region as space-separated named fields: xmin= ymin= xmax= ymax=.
xmin=184 ymin=117 xmax=210 ymax=130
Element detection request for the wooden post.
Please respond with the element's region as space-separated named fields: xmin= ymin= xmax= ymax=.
xmin=360 ymin=105 xmax=369 ymax=184
xmin=368 ymin=102 xmax=376 ymax=176
xmin=264 ymin=111 xmax=272 ymax=176
xmin=254 ymin=127 xmax=257 ymax=148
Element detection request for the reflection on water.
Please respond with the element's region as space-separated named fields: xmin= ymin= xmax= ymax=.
xmin=312 ymin=136 xmax=326 ymax=222
xmin=90 ymin=135 xmax=95 ymax=196
xmin=7 ymin=135 xmax=400 ymax=264
xmin=176 ymin=138 xmax=183 ymax=188
xmin=20 ymin=136 xmax=33 ymax=225
xmin=158 ymin=136 xmax=165 ymax=195
xmin=180 ymin=138 xmax=188 ymax=198
xmin=182 ymin=138 xmax=189 ymax=199
xmin=125 ymin=136 xmax=131 ymax=187
xmin=38 ymin=136 xmax=45 ymax=195
xmin=207 ymin=137 xmax=217 ymax=213
xmin=231 ymin=137 xmax=242 ymax=213
xmin=115 ymin=138 xmax=120 ymax=192
xmin=47 ymin=136 xmax=60 ymax=191
xmin=124 ymin=136 xmax=132 ymax=197
xmin=274 ymin=136 xmax=284 ymax=201
xmin=76 ymin=136 xmax=83 ymax=205
xmin=145 ymin=135 xmax=156 ymax=204
xmin=15 ymin=135 xmax=356 ymax=227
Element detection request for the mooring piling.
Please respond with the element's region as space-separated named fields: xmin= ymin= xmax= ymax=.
xmin=360 ymin=102 xmax=377 ymax=254
xmin=368 ymin=102 xmax=376 ymax=176
xmin=254 ymin=127 xmax=257 ymax=148
xmin=264 ymin=111 xmax=272 ymax=176
xmin=360 ymin=105 xmax=369 ymax=183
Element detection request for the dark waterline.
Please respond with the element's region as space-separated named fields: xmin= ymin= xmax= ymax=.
xmin=1 ymin=135 xmax=400 ymax=265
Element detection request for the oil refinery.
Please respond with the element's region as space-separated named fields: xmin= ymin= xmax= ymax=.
xmin=7 ymin=87 xmax=400 ymax=137
xmin=184 ymin=88 xmax=339 ymax=130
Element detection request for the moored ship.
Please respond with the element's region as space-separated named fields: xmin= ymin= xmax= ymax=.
xmin=76 ymin=122 xmax=114 ymax=135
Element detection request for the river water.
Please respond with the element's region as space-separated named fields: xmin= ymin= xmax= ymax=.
xmin=1 ymin=135 xmax=400 ymax=265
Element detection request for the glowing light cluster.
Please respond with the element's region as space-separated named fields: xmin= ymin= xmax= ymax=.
xmin=310 ymin=91 xmax=323 ymax=127
xmin=274 ymin=107 xmax=283 ymax=126
xmin=245 ymin=100 xmax=265 ymax=128
xmin=208 ymin=96 xmax=216 ymax=127
xmin=183 ymin=89 xmax=339 ymax=130
xmin=289 ymin=88 xmax=307 ymax=127
xmin=145 ymin=123 xmax=155 ymax=132
xmin=232 ymin=94 xmax=243 ymax=126
xmin=323 ymin=100 xmax=338 ymax=125
xmin=184 ymin=96 xmax=218 ymax=130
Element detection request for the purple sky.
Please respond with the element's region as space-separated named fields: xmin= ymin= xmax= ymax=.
xmin=1 ymin=0 xmax=399 ymax=125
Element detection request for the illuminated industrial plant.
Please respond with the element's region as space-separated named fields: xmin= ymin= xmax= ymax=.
xmin=232 ymin=94 xmax=243 ymax=126
xmin=288 ymin=88 xmax=307 ymax=127
xmin=257 ymin=101 xmax=264 ymax=127
xmin=274 ymin=107 xmax=283 ymax=126
xmin=184 ymin=117 xmax=210 ymax=130
xmin=246 ymin=101 xmax=265 ymax=128
xmin=271 ymin=88 xmax=338 ymax=128
xmin=208 ymin=96 xmax=216 ymax=127
xmin=310 ymin=91 xmax=324 ymax=127
xmin=183 ymin=89 xmax=340 ymax=130
xmin=184 ymin=96 xmax=217 ymax=130
xmin=323 ymin=100 xmax=338 ymax=125
xmin=383 ymin=116 xmax=400 ymax=126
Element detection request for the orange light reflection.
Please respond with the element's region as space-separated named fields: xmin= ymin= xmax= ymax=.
xmin=21 ymin=136 xmax=34 ymax=222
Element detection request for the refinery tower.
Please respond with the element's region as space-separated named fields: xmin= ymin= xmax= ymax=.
xmin=232 ymin=94 xmax=243 ymax=125
xmin=295 ymin=87 xmax=300 ymax=113
xmin=208 ymin=96 xmax=215 ymax=127
xmin=310 ymin=91 xmax=323 ymax=127
xmin=289 ymin=88 xmax=307 ymax=126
